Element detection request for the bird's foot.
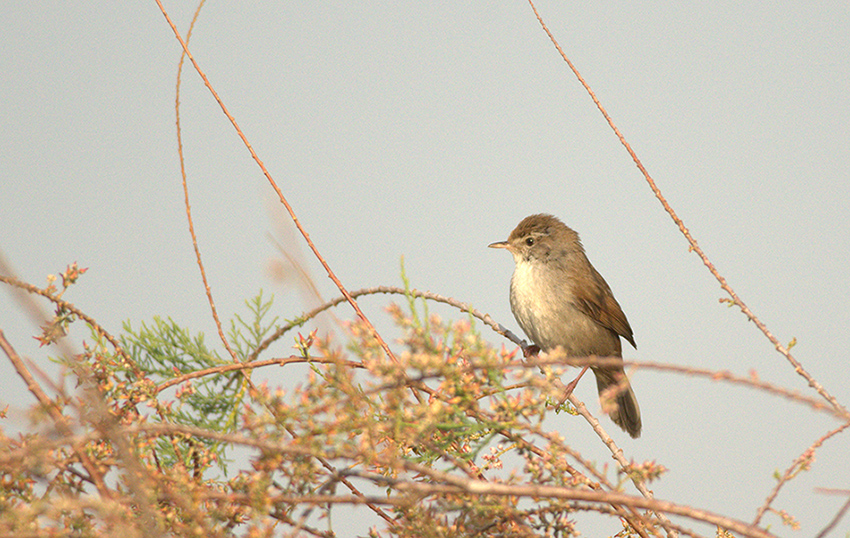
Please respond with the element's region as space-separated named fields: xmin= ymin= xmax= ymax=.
xmin=522 ymin=344 xmax=540 ymax=359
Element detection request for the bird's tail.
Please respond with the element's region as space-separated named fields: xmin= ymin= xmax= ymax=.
xmin=593 ymin=367 xmax=642 ymax=438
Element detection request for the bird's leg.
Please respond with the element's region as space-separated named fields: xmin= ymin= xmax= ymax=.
xmin=558 ymin=365 xmax=590 ymax=405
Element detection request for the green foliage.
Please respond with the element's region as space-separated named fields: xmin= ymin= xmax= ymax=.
xmin=118 ymin=291 xmax=279 ymax=473
xmin=228 ymin=292 xmax=279 ymax=361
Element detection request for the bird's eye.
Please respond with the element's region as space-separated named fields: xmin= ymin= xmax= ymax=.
xmin=525 ymin=237 xmax=534 ymax=246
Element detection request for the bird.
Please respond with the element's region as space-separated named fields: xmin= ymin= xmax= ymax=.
xmin=489 ymin=213 xmax=641 ymax=438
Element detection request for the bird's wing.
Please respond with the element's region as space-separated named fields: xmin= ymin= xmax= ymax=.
xmin=573 ymin=269 xmax=636 ymax=349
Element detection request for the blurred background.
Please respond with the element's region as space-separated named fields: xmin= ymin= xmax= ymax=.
xmin=2 ymin=2 xmax=848 ymax=535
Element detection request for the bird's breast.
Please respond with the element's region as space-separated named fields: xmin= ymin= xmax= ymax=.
xmin=509 ymin=260 xmax=620 ymax=357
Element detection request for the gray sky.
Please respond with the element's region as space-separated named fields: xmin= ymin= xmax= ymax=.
xmin=2 ymin=2 xmax=849 ymax=535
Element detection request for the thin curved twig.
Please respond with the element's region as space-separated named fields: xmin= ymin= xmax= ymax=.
xmin=524 ymin=0 xmax=844 ymax=416
xmin=814 ymin=489 xmax=850 ymax=538
xmin=0 ymin=273 xmax=139 ymax=377
xmin=248 ymin=285 xmax=521 ymax=363
xmin=173 ymin=1 xmax=241 ymax=368
xmin=753 ymin=422 xmax=850 ymax=526
xmin=154 ymin=354 xmax=364 ymax=393
xmin=523 ymin=355 xmax=850 ymax=422
xmin=152 ymin=0 xmax=398 ymax=368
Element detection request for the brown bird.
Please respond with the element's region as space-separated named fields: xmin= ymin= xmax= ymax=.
xmin=490 ymin=214 xmax=641 ymax=438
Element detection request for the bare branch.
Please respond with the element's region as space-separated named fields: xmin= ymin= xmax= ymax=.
xmin=754 ymin=423 xmax=850 ymax=525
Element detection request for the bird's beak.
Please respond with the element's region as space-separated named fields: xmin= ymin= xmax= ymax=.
xmin=488 ymin=241 xmax=509 ymax=249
